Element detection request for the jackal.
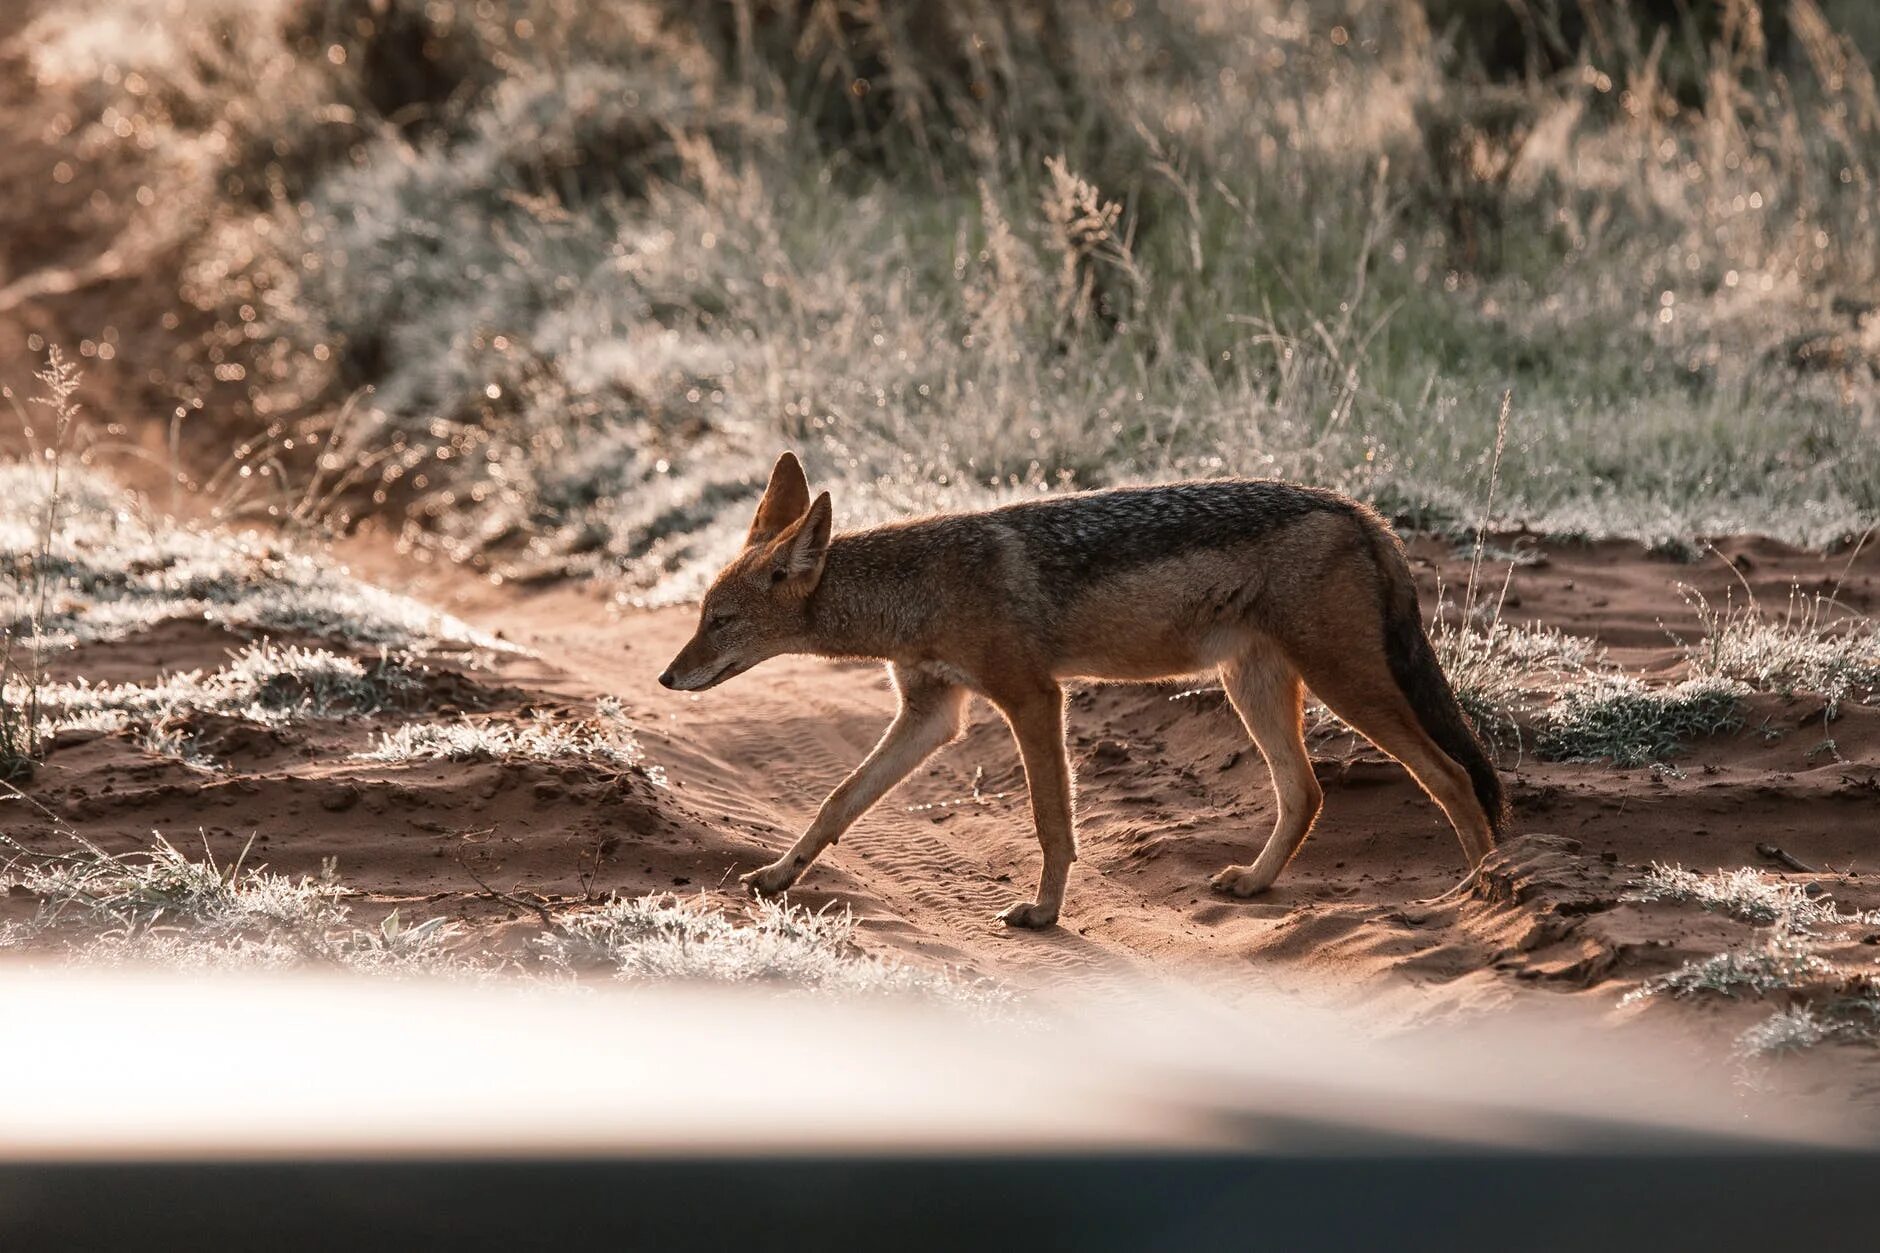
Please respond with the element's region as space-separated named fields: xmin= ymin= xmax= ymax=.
xmin=659 ymin=452 xmax=1508 ymax=928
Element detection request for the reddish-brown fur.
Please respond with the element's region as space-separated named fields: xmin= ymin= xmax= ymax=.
xmin=659 ymin=452 xmax=1506 ymax=928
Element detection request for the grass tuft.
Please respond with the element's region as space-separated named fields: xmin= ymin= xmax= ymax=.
xmin=1534 ymin=675 xmax=1748 ymax=766
xmin=1737 ymin=1006 xmax=1836 ymax=1058
xmin=0 ymin=463 xmax=512 ymax=657
xmin=1687 ymin=587 xmax=1879 ymax=718
xmin=1431 ymin=613 xmax=1604 ymax=744
xmin=535 ymin=893 xmax=1002 ymax=1005
xmin=1 ymin=833 xmax=996 ymax=1005
xmin=21 ymin=640 xmax=422 ymax=770
xmin=356 ymin=697 xmax=663 ymax=782
xmin=1624 ymin=936 xmax=1835 ymax=1005
xmin=1625 ymin=863 xmax=1874 ymax=933
xmin=1736 ymin=986 xmax=1880 ymax=1060
xmin=1 ymin=831 xmax=346 ymax=941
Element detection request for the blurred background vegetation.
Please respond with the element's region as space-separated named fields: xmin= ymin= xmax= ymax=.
xmin=4 ymin=0 xmax=1876 ymax=595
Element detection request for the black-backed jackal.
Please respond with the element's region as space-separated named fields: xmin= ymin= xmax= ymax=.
xmin=660 ymin=452 xmax=1509 ymax=929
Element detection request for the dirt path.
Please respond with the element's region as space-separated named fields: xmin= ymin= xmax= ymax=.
xmin=11 ymin=515 xmax=1879 ymax=1103
xmin=365 ymin=531 xmax=1880 ymax=1011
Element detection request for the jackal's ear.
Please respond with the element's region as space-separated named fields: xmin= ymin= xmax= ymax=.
xmin=747 ymin=452 xmax=812 ymax=546
xmin=770 ymin=491 xmax=832 ymax=591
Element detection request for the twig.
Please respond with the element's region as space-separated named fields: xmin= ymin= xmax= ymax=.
xmin=454 ymin=844 xmax=555 ymax=929
xmin=1463 ymin=389 xmax=1512 ymax=625
xmin=1756 ymin=843 xmax=1816 ymax=874
xmin=0 ymin=776 xmax=65 ymax=823
xmin=576 ymin=829 xmax=608 ymax=902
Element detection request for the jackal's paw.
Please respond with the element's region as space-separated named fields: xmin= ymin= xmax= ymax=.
xmin=1210 ymin=864 xmax=1275 ymax=899
xmin=741 ymin=861 xmax=799 ymax=896
xmin=997 ymin=900 xmax=1059 ymax=929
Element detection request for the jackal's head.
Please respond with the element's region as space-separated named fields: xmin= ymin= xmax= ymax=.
xmin=658 ymin=452 xmax=832 ymax=691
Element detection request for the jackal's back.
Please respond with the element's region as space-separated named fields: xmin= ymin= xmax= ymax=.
xmin=988 ymin=480 xmax=1363 ymax=601
xmin=805 ymin=478 xmax=1382 ymax=665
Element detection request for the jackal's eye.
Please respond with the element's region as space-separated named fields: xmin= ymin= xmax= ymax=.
xmin=706 ymin=612 xmax=733 ymax=631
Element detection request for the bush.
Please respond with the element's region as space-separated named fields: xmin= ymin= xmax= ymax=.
xmin=21 ymin=0 xmax=1880 ymax=593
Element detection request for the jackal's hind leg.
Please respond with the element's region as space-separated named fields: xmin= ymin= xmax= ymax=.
xmin=743 ymin=672 xmax=967 ymax=896
xmin=1289 ymin=654 xmax=1495 ymax=871
xmin=1209 ymin=653 xmax=1323 ymax=898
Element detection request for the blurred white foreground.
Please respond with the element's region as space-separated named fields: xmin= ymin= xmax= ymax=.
xmin=0 ymin=966 xmax=1860 ymax=1158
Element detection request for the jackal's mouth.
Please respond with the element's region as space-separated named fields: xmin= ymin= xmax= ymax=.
xmin=684 ymin=657 xmax=752 ymax=691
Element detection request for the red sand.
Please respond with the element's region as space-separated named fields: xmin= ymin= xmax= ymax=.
xmin=12 ymin=534 xmax=1875 ymax=1078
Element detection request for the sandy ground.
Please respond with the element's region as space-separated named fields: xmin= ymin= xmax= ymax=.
xmin=11 ymin=527 xmax=1877 ymax=1103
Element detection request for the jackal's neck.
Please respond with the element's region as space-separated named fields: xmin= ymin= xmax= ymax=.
xmin=798 ymin=530 xmax=924 ymax=661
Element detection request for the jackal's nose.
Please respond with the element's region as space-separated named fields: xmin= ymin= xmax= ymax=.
xmin=657 ymin=668 xmax=676 ymax=689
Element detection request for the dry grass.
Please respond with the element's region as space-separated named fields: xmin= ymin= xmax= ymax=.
xmin=0 ymin=348 xmax=82 ymax=777
xmin=1 ymin=830 xmax=1000 ymax=1005
xmin=1623 ymin=863 xmax=1880 ymax=1063
xmin=1626 ymin=863 xmax=1877 ymax=932
xmin=1686 ymin=584 xmax=1880 ymax=717
xmin=1533 ymin=675 xmax=1750 ymax=766
xmin=357 ymin=696 xmax=664 ymax=784
xmin=0 ymin=457 xmax=510 ymax=656
xmin=13 ymin=0 xmax=1875 ymax=596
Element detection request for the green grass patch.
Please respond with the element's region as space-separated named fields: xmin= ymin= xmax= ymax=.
xmin=1534 ymin=676 xmax=1747 ymax=766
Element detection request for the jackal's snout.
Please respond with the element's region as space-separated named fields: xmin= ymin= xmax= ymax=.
xmin=657 ymin=630 xmax=739 ymax=692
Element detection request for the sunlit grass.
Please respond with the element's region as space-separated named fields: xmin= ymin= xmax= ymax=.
xmin=20 ymin=640 xmax=420 ymax=770
xmin=1686 ymin=586 xmax=1880 ymax=717
xmin=0 ymin=462 xmax=512 ymax=655
xmin=1624 ymin=937 xmax=1834 ymax=1005
xmin=536 ymin=893 xmax=1006 ymax=1005
xmin=1622 ymin=863 xmax=1880 ymax=1062
xmin=1 ymin=832 xmax=997 ymax=1005
xmin=1625 ymin=863 xmax=1875 ymax=932
xmin=356 ymin=696 xmax=664 ymax=783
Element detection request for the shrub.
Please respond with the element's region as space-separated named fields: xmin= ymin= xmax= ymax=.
xmin=1534 ymin=675 xmax=1748 ymax=765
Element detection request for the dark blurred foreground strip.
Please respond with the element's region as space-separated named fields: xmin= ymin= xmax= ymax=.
xmin=4 ymin=1154 xmax=1879 ymax=1251
xmin=0 ymin=968 xmax=1873 ymax=1249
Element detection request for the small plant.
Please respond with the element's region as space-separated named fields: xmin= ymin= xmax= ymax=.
xmin=1623 ymin=936 xmax=1833 ymax=1005
xmin=1625 ymin=863 xmax=1873 ymax=933
xmin=21 ymin=640 xmax=423 ymax=768
xmin=1534 ymin=675 xmax=1747 ymax=766
xmin=1039 ymin=154 xmax=1139 ymax=337
xmin=1736 ymin=1006 xmax=1834 ymax=1058
xmin=535 ymin=892 xmax=1001 ymax=1004
xmin=1736 ymin=984 xmax=1880 ymax=1060
xmin=0 ymin=346 xmax=83 ymax=779
xmin=0 ymin=831 xmax=346 ymax=939
xmin=333 ymin=908 xmax=462 ymax=971
xmin=1687 ymin=586 xmax=1879 ymax=719
xmin=1430 ymin=613 xmax=1603 ymax=744
xmin=357 ymin=696 xmax=663 ymax=782
xmin=139 ymin=714 xmax=218 ymax=772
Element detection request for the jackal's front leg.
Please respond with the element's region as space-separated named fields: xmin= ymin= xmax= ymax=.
xmin=988 ymin=684 xmax=1074 ymax=929
xmin=742 ymin=673 xmax=966 ymax=896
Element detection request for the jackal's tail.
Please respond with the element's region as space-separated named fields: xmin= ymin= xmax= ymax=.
xmin=1373 ymin=543 xmax=1510 ymax=841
